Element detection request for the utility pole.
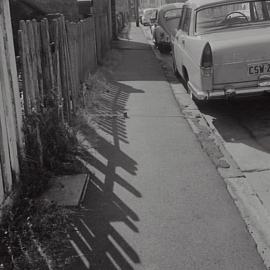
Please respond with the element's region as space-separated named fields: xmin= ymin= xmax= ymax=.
xmin=135 ymin=0 xmax=139 ymax=27
xmin=111 ymin=0 xmax=117 ymax=39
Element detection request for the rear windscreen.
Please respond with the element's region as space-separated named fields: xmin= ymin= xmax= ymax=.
xmin=196 ymin=1 xmax=270 ymax=34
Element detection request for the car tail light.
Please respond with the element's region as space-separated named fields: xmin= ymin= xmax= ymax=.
xmin=201 ymin=43 xmax=212 ymax=68
xmin=201 ymin=43 xmax=213 ymax=77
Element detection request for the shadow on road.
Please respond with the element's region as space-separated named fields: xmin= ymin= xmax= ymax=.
xmin=197 ymin=96 xmax=270 ymax=153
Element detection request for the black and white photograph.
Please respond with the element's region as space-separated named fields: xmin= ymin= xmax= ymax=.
xmin=0 ymin=0 xmax=270 ymax=269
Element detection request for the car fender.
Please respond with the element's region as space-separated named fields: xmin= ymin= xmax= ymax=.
xmin=184 ymin=36 xmax=208 ymax=67
xmin=154 ymin=26 xmax=167 ymax=43
xmin=182 ymin=36 xmax=209 ymax=90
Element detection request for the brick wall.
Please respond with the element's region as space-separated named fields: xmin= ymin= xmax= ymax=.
xmin=139 ymin=0 xmax=166 ymax=8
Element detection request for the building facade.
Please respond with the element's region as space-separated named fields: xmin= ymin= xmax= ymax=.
xmin=139 ymin=0 xmax=185 ymax=9
xmin=115 ymin=0 xmax=129 ymax=13
xmin=139 ymin=0 xmax=166 ymax=9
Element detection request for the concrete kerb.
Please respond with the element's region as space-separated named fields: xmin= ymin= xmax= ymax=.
xmin=139 ymin=25 xmax=270 ymax=269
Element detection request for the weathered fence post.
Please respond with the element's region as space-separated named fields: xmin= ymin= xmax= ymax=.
xmin=1 ymin=0 xmax=24 ymax=155
xmin=0 ymin=3 xmax=20 ymax=185
xmin=51 ymin=17 xmax=64 ymax=122
xmin=0 ymin=0 xmax=23 ymax=204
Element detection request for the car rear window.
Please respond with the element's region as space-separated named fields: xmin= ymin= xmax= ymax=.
xmin=145 ymin=10 xmax=157 ymax=16
xmin=164 ymin=8 xmax=182 ymax=20
xmin=196 ymin=1 xmax=270 ymax=34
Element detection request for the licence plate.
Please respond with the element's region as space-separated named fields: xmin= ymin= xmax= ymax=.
xmin=248 ymin=63 xmax=270 ymax=76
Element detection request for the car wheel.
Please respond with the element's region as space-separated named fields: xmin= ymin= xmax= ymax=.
xmin=180 ymin=67 xmax=189 ymax=91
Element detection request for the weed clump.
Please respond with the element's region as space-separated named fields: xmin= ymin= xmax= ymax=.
xmin=0 ymin=199 xmax=72 ymax=270
xmin=0 ymin=92 xmax=79 ymax=269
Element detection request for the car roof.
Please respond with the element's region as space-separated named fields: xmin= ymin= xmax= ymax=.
xmin=158 ymin=3 xmax=185 ymax=12
xmin=157 ymin=3 xmax=184 ymax=19
xmin=185 ymin=0 xmax=253 ymax=10
xmin=143 ymin=8 xmax=158 ymax=12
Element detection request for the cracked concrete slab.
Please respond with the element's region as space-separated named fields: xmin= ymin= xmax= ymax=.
xmin=41 ymin=174 xmax=89 ymax=206
xmin=240 ymin=118 xmax=270 ymax=139
xmin=245 ymin=171 xmax=270 ymax=214
xmin=203 ymin=114 xmax=252 ymax=141
xmin=226 ymin=176 xmax=270 ymax=268
xmin=257 ymin=136 xmax=270 ymax=153
xmin=224 ymin=139 xmax=270 ymax=172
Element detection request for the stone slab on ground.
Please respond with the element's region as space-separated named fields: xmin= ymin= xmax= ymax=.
xmin=245 ymin=171 xmax=270 ymax=214
xmin=257 ymin=136 xmax=270 ymax=153
xmin=226 ymin=176 xmax=270 ymax=268
xmin=41 ymin=174 xmax=89 ymax=206
xmin=224 ymin=139 xmax=270 ymax=172
xmin=203 ymin=114 xmax=252 ymax=141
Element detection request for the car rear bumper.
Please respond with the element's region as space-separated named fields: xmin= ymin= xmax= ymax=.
xmin=188 ymin=81 xmax=270 ymax=100
xmin=157 ymin=41 xmax=171 ymax=47
xmin=142 ymin=21 xmax=150 ymax=26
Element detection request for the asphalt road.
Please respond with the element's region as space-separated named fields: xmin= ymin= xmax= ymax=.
xmin=66 ymin=24 xmax=266 ymax=270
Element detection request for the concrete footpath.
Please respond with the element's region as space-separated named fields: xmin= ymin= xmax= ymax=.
xmin=66 ymin=23 xmax=266 ymax=270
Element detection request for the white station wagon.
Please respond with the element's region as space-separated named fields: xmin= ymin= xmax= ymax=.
xmin=172 ymin=0 xmax=270 ymax=101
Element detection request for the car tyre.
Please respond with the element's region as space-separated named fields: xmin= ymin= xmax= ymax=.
xmin=158 ymin=44 xmax=166 ymax=54
xmin=172 ymin=53 xmax=180 ymax=77
xmin=183 ymin=71 xmax=206 ymax=106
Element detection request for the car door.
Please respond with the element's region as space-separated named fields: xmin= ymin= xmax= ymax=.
xmin=174 ymin=7 xmax=191 ymax=77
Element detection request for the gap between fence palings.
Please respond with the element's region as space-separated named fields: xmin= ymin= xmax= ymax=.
xmin=19 ymin=20 xmax=43 ymax=167
xmin=51 ymin=17 xmax=64 ymax=122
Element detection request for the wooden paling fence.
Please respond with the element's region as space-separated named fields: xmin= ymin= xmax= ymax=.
xmin=18 ymin=15 xmax=97 ymax=166
xmin=19 ymin=15 xmax=97 ymax=122
xmin=0 ymin=0 xmax=23 ymax=205
xmin=0 ymin=6 xmax=109 ymax=206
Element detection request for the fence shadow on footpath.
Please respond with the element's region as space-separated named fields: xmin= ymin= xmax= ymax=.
xmin=66 ymin=73 xmax=144 ymax=269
